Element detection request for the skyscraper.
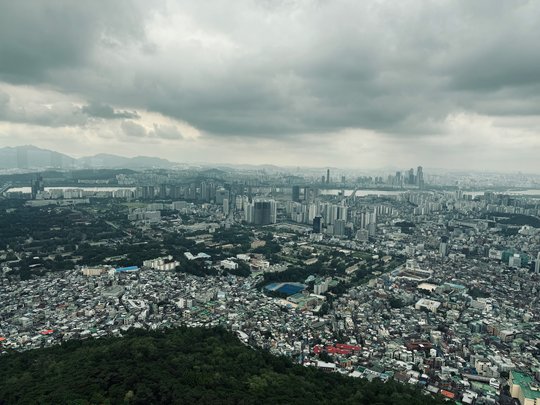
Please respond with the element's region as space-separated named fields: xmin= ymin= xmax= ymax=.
xmin=200 ymin=181 xmax=209 ymax=202
xmin=326 ymin=169 xmax=330 ymax=184
xmin=313 ymin=216 xmax=322 ymax=233
xmin=303 ymin=186 xmax=310 ymax=203
xmin=292 ymin=185 xmax=300 ymax=202
xmin=359 ymin=212 xmax=366 ymax=230
xmin=416 ymin=166 xmax=424 ymax=189
xmin=308 ymin=203 xmax=317 ymax=223
xmin=440 ymin=236 xmax=448 ymax=257
xmin=367 ymin=222 xmax=376 ymax=237
xmin=334 ymin=219 xmax=346 ymax=236
xmin=253 ymin=201 xmax=271 ymax=225
xmin=338 ymin=205 xmax=348 ymax=221
xmin=408 ymin=168 xmax=415 ymax=185
xmin=250 ymin=200 xmax=277 ymax=225
xmin=244 ymin=202 xmax=254 ymax=223
xmin=269 ymin=200 xmax=277 ymax=224
xmin=142 ymin=185 xmax=155 ymax=200
xmin=171 ymin=186 xmax=183 ymax=199
xmin=159 ymin=184 xmax=167 ymax=199
xmin=328 ymin=204 xmax=339 ymax=225
xmin=30 ymin=175 xmax=44 ymax=200
xmin=395 ymin=171 xmax=402 ymax=187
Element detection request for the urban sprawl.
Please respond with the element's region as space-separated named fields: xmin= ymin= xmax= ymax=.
xmin=1 ymin=166 xmax=540 ymax=404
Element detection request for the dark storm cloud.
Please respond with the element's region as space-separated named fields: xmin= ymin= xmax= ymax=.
xmin=0 ymin=0 xmax=146 ymax=84
xmin=1 ymin=0 xmax=540 ymax=141
xmin=82 ymin=102 xmax=139 ymax=119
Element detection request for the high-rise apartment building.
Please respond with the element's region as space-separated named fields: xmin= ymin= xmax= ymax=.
xmin=416 ymin=166 xmax=424 ymax=189
xmin=440 ymin=236 xmax=448 ymax=257
xmin=313 ymin=216 xmax=322 ymax=233
xmin=334 ymin=219 xmax=346 ymax=236
xmin=408 ymin=168 xmax=415 ymax=184
xmin=30 ymin=175 xmax=44 ymax=199
xmin=292 ymin=185 xmax=300 ymax=202
xmin=246 ymin=199 xmax=277 ymax=225
xmin=215 ymin=188 xmax=229 ymax=205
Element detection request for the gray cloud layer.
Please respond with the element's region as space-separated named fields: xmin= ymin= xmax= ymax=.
xmin=82 ymin=102 xmax=139 ymax=119
xmin=0 ymin=0 xmax=539 ymax=169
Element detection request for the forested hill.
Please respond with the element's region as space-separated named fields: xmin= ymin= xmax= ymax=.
xmin=0 ymin=327 xmax=444 ymax=405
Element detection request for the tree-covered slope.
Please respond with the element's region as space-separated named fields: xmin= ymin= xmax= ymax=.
xmin=0 ymin=327 xmax=444 ymax=405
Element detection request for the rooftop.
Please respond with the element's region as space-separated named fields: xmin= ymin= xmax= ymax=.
xmin=511 ymin=371 xmax=540 ymax=400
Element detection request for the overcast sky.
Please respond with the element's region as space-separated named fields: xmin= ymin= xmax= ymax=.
xmin=0 ymin=0 xmax=539 ymax=171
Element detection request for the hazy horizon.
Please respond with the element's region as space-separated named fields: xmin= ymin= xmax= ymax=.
xmin=5 ymin=144 xmax=540 ymax=178
xmin=1 ymin=1 xmax=540 ymax=172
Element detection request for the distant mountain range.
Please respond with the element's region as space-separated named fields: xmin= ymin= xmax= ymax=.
xmin=0 ymin=145 xmax=308 ymax=173
xmin=2 ymin=145 xmax=484 ymax=175
xmin=0 ymin=145 xmax=175 ymax=170
xmin=77 ymin=153 xmax=173 ymax=169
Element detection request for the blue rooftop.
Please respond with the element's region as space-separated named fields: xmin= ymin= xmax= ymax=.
xmin=265 ymin=282 xmax=306 ymax=296
xmin=115 ymin=266 xmax=139 ymax=272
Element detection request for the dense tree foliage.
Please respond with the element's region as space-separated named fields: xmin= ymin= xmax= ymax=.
xmin=223 ymin=261 xmax=251 ymax=277
xmin=488 ymin=212 xmax=540 ymax=228
xmin=258 ymin=253 xmax=405 ymax=294
xmin=0 ymin=201 xmax=208 ymax=278
xmin=259 ymin=263 xmax=331 ymax=287
xmin=252 ymin=240 xmax=282 ymax=256
xmin=177 ymin=258 xmax=218 ymax=277
xmin=507 ymin=215 xmax=540 ymax=227
xmin=395 ymin=221 xmax=416 ymax=234
xmin=389 ymin=297 xmax=406 ymax=308
xmin=0 ymin=327 xmax=444 ymax=405
xmin=469 ymin=287 xmax=490 ymax=299
xmin=212 ymin=227 xmax=253 ymax=248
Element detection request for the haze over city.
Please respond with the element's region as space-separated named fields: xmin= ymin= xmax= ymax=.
xmin=1 ymin=1 xmax=540 ymax=171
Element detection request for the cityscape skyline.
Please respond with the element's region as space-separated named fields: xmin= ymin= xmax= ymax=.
xmin=1 ymin=2 xmax=540 ymax=171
